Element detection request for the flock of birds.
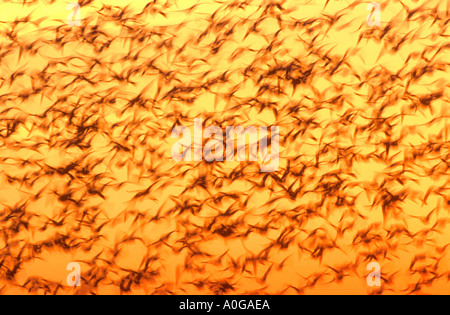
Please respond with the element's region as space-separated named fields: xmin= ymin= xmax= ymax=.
xmin=0 ymin=0 xmax=449 ymax=294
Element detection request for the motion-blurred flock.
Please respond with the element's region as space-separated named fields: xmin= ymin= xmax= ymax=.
xmin=0 ymin=0 xmax=448 ymax=294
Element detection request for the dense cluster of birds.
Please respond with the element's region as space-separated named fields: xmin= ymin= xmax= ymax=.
xmin=0 ymin=0 xmax=448 ymax=294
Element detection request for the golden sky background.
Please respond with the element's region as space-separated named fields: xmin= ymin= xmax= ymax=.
xmin=0 ymin=0 xmax=449 ymax=294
